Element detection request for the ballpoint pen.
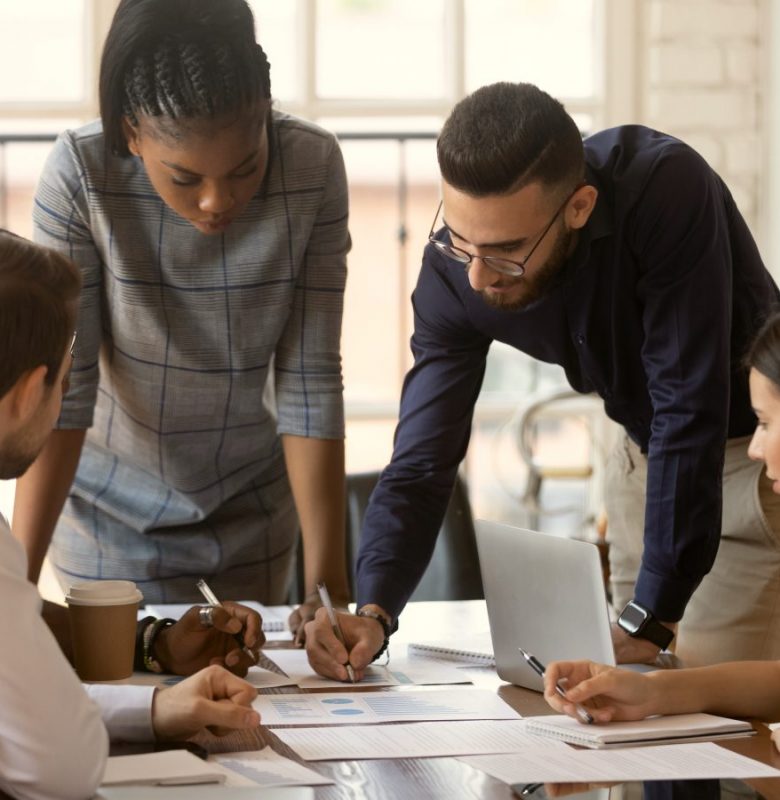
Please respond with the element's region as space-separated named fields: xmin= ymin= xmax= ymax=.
xmin=196 ymin=578 xmax=258 ymax=663
xmin=518 ymin=647 xmax=594 ymax=724
xmin=511 ymin=784 xmax=543 ymax=798
xmin=316 ymin=581 xmax=356 ymax=683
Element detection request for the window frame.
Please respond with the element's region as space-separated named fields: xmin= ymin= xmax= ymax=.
xmin=264 ymin=0 xmax=634 ymax=131
xmin=0 ymin=0 xmax=637 ymax=128
xmin=0 ymin=0 xmax=118 ymax=122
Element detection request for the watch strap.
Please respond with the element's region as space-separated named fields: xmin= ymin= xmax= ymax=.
xmin=356 ymin=609 xmax=392 ymax=663
xmin=639 ymin=615 xmax=675 ymax=650
xmin=134 ymin=616 xmax=156 ymax=671
xmin=142 ymin=617 xmax=175 ymax=673
xmin=618 ymin=602 xmax=674 ymax=650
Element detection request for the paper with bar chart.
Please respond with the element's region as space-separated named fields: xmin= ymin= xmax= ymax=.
xmin=252 ymin=688 xmax=520 ymax=726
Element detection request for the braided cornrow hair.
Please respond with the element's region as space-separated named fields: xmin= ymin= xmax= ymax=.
xmin=100 ymin=0 xmax=272 ymax=156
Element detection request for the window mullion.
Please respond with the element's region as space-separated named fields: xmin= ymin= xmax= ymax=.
xmin=444 ymin=0 xmax=466 ymax=105
xmin=299 ymin=0 xmax=317 ymax=121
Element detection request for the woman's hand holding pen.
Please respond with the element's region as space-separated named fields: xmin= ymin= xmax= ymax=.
xmin=304 ymin=608 xmax=385 ymax=682
xmin=543 ymin=660 xmax=661 ymax=723
xmin=154 ymin=602 xmax=264 ymax=677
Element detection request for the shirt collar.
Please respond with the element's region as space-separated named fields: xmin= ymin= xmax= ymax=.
xmin=564 ymin=173 xmax=613 ymax=273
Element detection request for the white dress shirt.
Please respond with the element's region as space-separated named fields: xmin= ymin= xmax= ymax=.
xmin=0 ymin=516 xmax=154 ymax=800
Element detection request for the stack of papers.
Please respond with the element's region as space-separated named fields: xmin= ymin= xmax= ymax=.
xmin=101 ymin=751 xmax=226 ymax=786
xmin=524 ymin=712 xmax=755 ymax=748
xmin=275 ymin=720 xmax=547 ymax=760
xmin=211 ymin=747 xmax=333 ymax=788
xmin=101 ymin=749 xmax=332 ymax=791
xmin=460 ymin=742 xmax=780 ymax=782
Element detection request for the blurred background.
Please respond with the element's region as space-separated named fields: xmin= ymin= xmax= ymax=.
xmin=0 ymin=0 xmax=775 ymax=580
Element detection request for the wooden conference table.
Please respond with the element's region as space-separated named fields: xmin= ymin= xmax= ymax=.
xmin=196 ymin=600 xmax=780 ymax=799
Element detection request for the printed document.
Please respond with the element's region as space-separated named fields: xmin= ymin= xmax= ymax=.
xmin=211 ymin=747 xmax=333 ymax=787
xmin=460 ymin=742 xmax=780 ymax=782
xmin=275 ymin=720 xmax=556 ymax=760
xmin=253 ymin=688 xmax=520 ymax=726
xmin=267 ymin=648 xmax=469 ymax=689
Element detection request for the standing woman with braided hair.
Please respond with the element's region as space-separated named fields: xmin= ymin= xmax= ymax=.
xmin=13 ymin=0 xmax=351 ymax=636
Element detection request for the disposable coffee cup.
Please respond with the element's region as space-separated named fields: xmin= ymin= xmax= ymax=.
xmin=66 ymin=580 xmax=143 ymax=681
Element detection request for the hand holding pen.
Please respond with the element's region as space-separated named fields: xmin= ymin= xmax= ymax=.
xmin=197 ymin=578 xmax=259 ymax=664
xmin=317 ymin=581 xmax=356 ymax=683
xmin=519 ymin=647 xmax=594 ymax=724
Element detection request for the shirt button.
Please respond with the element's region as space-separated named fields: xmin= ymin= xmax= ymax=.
xmin=575 ymin=334 xmax=585 ymax=345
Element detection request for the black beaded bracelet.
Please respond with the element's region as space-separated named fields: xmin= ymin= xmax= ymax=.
xmin=134 ymin=616 xmax=156 ymax=671
xmin=356 ymin=609 xmax=393 ymax=663
xmin=143 ymin=617 xmax=175 ymax=673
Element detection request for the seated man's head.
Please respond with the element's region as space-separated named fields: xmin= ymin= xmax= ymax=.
xmin=0 ymin=231 xmax=81 ymax=479
xmin=434 ymin=82 xmax=597 ymax=311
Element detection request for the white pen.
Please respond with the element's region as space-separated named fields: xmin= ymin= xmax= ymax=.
xmin=316 ymin=581 xmax=356 ymax=683
xmin=196 ymin=578 xmax=258 ymax=663
xmin=519 ymin=647 xmax=594 ymax=724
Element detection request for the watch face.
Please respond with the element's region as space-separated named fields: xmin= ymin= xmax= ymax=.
xmin=619 ymin=602 xmax=649 ymax=635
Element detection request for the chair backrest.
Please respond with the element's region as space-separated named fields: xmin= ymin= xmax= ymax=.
xmin=344 ymin=470 xmax=484 ymax=602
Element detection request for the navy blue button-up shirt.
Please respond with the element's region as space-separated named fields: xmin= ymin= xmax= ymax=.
xmin=356 ymin=125 xmax=779 ymax=623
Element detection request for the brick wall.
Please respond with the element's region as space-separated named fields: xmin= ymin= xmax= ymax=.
xmin=633 ymin=0 xmax=765 ymax=242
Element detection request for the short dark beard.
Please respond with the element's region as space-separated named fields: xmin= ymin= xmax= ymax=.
xmin=479 ymin=224 xmax=574 ymax=311
xmin=0 ymin=449 xmax=36 ymax=481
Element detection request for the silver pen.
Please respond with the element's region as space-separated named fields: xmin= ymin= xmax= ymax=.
xmin=316 ymin=581 xmax=356 ymax=683
xmin=519 ymin=647 xmax=594 ymax=724
xmin=196 ymin=578 xmax=258 ymax=663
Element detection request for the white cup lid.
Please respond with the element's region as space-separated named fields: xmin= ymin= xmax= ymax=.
xmin=65 ymin=580 xmax=143 ymax=607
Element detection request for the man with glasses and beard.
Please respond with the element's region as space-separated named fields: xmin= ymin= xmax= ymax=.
xmin=304 ymin=81 xmax=780 ymax=680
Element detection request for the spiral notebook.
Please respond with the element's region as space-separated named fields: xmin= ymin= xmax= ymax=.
xmin=524 ymin=713 xmax=755 ymax=749
xmin=407 ymin=632 xmax=495 ymax=666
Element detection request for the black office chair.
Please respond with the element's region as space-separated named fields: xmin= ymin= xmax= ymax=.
xmin=345 ymin=470 xmax=483 ymax=602
xmin=288 ymin=470 xmax=483 ymax=604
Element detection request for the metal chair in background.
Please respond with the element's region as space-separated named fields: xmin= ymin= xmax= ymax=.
xmin=513 ymin=389 xmax=615 ymax=593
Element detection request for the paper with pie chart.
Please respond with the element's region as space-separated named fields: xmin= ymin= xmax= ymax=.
xmin=252 ymin=688 xmax=520 ymax=726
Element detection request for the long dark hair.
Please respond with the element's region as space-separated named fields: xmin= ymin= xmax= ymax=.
xmin=0 ymin=230 xmax=81 ymax=397
xmin=748 ymin=311 xmax=780 ymax=389
xmin=100 ymin=0 xmax=272 ymax=156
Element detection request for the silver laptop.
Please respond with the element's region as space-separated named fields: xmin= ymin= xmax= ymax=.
xmin=475 ymin=519 xmax=618 ymax=692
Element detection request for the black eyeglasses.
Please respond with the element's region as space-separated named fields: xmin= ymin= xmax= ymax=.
xmin=427 ymin=184 xmax=583 ymax=278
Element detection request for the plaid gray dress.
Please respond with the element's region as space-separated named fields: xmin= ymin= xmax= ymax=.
xmin=33 ymin=112 xmax=349 ymax=604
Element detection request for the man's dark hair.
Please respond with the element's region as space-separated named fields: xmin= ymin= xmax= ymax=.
xmin=0 ymin=230 xmax=81 ymax=398
xmin=437 ymin=82 xmax=585 ymax=199
xmin=748 ymin=311 xmax=780 ymax=391
xmin=100 ymin=0 xmax=272 ymax=156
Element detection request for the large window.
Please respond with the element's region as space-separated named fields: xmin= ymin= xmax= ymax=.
xmin=0 ymin=0 xmax=620 ymax=535
xmin=248 ymin=0 xmax=612 ymax=528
